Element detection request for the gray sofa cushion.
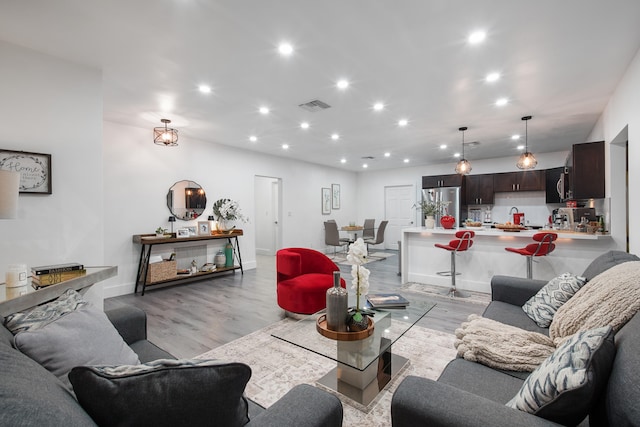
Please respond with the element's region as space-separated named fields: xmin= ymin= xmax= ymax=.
xmin=483 ymin=301 xmax=549 ymax=335
xmin=581 ymin=250 xmax=640 ymax=281
xmin=0 ymin=341 xmax=96 ymax=426
xmin=69 ymin=359 xmax=251 ymax=427
xmin=438 ymin=358 xmax=525 ymax=403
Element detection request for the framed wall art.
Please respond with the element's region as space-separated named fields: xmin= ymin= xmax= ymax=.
xmin=197 ymin=221 xmax=211 ymax=236
xmin=0 ymin=149 xmax=52 ymax=194
xmin=331 ymin=184 xmax=340 ymax=209
xmin=321 ymin=187 xmax=331 ymax=215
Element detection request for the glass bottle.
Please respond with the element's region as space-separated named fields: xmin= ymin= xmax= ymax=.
xmin=326 ymin=271 xmax=348 ymax=332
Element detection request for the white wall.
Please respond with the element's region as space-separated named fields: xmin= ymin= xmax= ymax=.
xmin=102 ymin=121 xmax=358 ymax=297
xmin=587 ymin=46 xmax=640 ymax=253
xmin=0 ymin=41 xmax=105 ymax=290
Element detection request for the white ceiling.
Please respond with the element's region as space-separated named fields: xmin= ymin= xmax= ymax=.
xmin=2 ymin=0 xmax=640 ymax=171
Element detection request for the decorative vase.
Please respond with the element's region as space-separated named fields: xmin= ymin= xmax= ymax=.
xmin=441 ymin=215 xmax=456 ymax=229
xmin=425 ymin=215 xmax=436 ymax=229
xmin=347 ymin=312 xmax=370 ymax=332
xmin=326 ymin=272 xmax=348 ymax=332
xmin=214 ymin=250 xmax=226 ymax=268
xmin=225 ymin=243 xmax=234 ymax=267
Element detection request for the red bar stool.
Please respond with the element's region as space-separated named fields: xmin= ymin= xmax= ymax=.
xmin=505 ymin=232 xmax=558 ymax=279
xmin=435 ymin=230 xmax=475 ymax=298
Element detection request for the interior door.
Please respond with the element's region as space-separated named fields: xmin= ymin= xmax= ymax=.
xmin=254 ymin=176 xmax=281 ymax=256
xmin=384 ymin=185 xmax=415 ymax=250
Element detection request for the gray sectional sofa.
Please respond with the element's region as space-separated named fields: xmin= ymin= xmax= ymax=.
xmin=391 ymin=250 xmax=640 ymax=426
xmin=1 ymin=304 xmax=343 ymax=427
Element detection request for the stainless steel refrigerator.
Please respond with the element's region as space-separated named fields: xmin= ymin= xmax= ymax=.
xmin=421 ymin=187 xmax=461 ymax=227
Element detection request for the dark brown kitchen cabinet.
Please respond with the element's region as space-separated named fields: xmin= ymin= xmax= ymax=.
xmin=493 ymin=170 xmax=545 ymax=192
xmin=465 ymin=174 xmax=494 ymax=205
xmin=571 ymin=141 xmax=605 ymax=200
xmin=422 ymin=174 xmax=463 ymax=188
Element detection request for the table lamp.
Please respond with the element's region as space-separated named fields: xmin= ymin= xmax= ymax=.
xmin=168 ymin=216 xmax=176 ymax=233
xmin=0 ymin=170 xmax=20 ymax=219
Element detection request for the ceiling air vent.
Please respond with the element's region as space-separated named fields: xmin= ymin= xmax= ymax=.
xmin=298 ymin=99 xmax=331 ymax=112
xmin=361 ymin=156 xmax=375 ymax=160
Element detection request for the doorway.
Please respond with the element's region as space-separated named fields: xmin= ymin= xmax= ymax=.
xmin=384 ymin=185 xmax=415 ymax=250
xmin=254 ymin=176 xmax=282 ymax=256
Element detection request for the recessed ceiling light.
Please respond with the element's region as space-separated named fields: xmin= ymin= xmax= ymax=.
xmin=403 ymin=158 xmax=410 ymax=163
xmin=340 ymin=158 xmax=347 ymax=164
xmin=259 ymin=106 xmax=270 ymax=115
xmin=485 ymin=72 xmax=500 ymax=83
xmin=440 ymin=144 xmax=447 ymax=149
xmin=468 ymin=30 xmax=486 ymax=44
xmin=278 ymin=43 xmax=293 ymax=56
xmin=362 ymin=163 xmax=368 ymax=168
xmin=517 ymin=144 xmax=525 ymax=150
xmin=331 ymin=133 xmax=340 ymax=140
xmin=373 ymin=102 xmax=385 ymax=111
xmin=398 ymin=119 xmax=408 ymax=127
xmin=495 ymin=98 xmax=508 ymax=107
xmin=198 ymin=85 xmax=212 ymax=93
xmin=249 ymin=135 xmax=257 ymax=142
xmin=282 ymin=144 xmax=289 ymax=150
xmin=384 ymin=152 xmax=391 ymax=157
xmin=454 ymin=152 xmax=461 ymax=158
xmin=300 ymin=122 xmax=309 ymax=129
xmin=336 ymin=79 xmax=349 ymax=90
xmin=511 ymin=134 xmax=520 ymax=140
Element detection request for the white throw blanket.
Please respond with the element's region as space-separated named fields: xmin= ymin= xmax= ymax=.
xmin=455 ymin=261 xmax=640 ymax=371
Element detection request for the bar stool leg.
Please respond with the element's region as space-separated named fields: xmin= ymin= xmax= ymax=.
xmin=526 ymin=256 xmax=533 ymax=279
xmin=439 ymin=252 xmax=470 ymax=298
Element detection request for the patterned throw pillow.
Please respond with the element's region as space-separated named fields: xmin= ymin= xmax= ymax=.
xmin=522 ymin=273 xmax=587 ymax=327
xmin=4 ymin=288 xmax=86 ymax=334
xmin=69 ymin=359 xmax=251 ymax=427
xmin=506 ymin=326 xmax=615 ymax=426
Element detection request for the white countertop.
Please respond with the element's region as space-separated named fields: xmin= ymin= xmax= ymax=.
xmin=402 ymin=227 xmax=610 ymax=240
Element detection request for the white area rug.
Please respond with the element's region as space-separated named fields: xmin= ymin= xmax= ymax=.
xmin=402 ymin=282 xmax=491 ymax=305
xmin=196 ymin=318 xmax=456 ymax=426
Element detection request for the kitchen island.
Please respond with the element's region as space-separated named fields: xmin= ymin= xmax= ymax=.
xmin=401 ymin=227 xmax=616 ymax=294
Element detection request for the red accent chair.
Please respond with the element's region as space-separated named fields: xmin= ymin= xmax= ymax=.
xmin=505 ymin=232 xmax=558 ymax=279
xmin=276 ymin=248 xmax=346 ymax=315
xmin=434 ymin=230 xmax=475 ymax=298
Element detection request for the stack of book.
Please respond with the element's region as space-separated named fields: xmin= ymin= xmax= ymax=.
xmin=365 ymin=293 xmax=410 ymax=308
xmin=31 ymin=263 xmax=86 ymax=289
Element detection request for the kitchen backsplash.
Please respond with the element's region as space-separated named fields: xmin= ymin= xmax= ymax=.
xmin=467 ymin=191 xmax=555 ymax=226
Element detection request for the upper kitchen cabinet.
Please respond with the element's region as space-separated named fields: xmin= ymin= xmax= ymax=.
xmin=545 ymin=167 xmax=565 ymax=204
xmin=569 ymin=141 xmax=605 ymax=200
xmin=422 ymin=174 xmax=463 ymax=188
xmin=465 ymin=174 xmax=494 ymax=205
xmin=493 ymin=170 xmax=545 ymax=192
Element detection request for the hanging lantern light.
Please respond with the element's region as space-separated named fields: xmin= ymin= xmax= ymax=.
xmin=455 ymin=126 xmax=472 ymax=175
xmin=153 ymin=119 xmax=179 ymax=146
xmin=516 ymin=115 xmax=537 ymax=169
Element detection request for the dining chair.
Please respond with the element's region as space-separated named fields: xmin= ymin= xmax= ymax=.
xmin=364 ymin=220 xmax=388 ymax=255
xmin=324 ymin=221 xmax=349 ymax=258
xmin=362 ymin=219 xmax=376 ymax=240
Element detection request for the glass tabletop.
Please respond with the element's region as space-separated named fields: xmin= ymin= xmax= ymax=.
xmin=272 ymin=291 xmax=436 ymax=372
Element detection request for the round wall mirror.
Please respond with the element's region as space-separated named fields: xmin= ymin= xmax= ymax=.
xmin=167 ymin=180 xmax=207 ymax=220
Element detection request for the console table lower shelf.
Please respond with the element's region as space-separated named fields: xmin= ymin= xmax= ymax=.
xmin=132 ymin=231 xmax=244 ymax=295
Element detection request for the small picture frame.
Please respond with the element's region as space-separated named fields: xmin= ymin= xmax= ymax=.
xmin=176 ymin=228 xmax=190 ymax=238
xmin=186 ymin=226 xmax=197 ymax=236
xmin=198 ymin=221 xmax=211 ymax=236
xmin=322 ymin=187 xmax=331 ymax=215
xmin=331 ymin=184 xmax=340 ymax=209
xmin=0 ymin=149 xmax=52 ymax=194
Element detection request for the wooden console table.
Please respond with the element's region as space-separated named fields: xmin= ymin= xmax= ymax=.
xmin=132 ymin=230 xmax=244 ymax=295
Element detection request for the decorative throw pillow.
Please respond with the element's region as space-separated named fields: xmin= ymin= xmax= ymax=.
xmin=522 ymin=273 xmax=587 ymax=327
xmin=69 ymin=359 xmax=251 ymax=427
xmin=506 ymin=326 xmax=615 ymax=426
xmin=6 ymin=289 xmax=139 ymax=390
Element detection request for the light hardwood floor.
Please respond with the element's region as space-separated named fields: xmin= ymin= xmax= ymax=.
xmin=105 ymin=251 xmax=487 ymax=359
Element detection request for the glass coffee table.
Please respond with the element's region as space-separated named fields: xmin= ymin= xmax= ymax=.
xmin=272 ymin=291 xmax=435 ymax=409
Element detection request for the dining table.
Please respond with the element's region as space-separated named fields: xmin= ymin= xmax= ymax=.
xmin=341 ymin=225 xmax=364 ymax=241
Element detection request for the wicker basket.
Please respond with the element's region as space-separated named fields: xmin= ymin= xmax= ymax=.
xmin=147 ymin=260 xmax=177 ymax=283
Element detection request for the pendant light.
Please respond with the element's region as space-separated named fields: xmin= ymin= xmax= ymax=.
xmin=455 ymin=126 xmax=472 ymax=175
xmin=516 ymin=115 xmax=537 ymax=169
xmin=154 ymin=119 xmax=179 ymax=146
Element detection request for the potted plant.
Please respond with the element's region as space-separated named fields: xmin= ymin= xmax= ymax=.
xmin=155 ymin=227 xmax=166 ymax=237
xmin=414 ymin=200 xmax=451 ymax=229
xmin=211 ymin=198 xmax=248 ymax=232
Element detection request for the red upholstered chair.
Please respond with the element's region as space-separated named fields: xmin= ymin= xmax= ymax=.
xmin=505 ymin=232 xmax=558 ymax=279
xmin=434 ymin=230 xmax=475 ymax=298
xmin=276 ymin=248 xmax=346 ymax=315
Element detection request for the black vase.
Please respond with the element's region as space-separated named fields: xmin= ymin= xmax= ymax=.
xmin=347 ymin=312 xmax=369 ymax=332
